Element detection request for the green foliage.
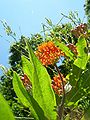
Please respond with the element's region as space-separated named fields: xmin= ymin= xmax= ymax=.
xmin=45 ymin=18 xmax=53 ymax=27
xmin=0 ymin=93 xmax=15 ymax=120
xmin=13 ymin=41 xmax=57 ymax=119
xmin=0 ymin=34 xmax=43 ymax=118
xmin=81 ymin=107 xmax=90 ymax=120
xmin=21 ymin=56 xmax=33 ymax=82
xmin=1 ymin=12 xmax=90 ymax=119
xmin=0 ymin=70 xmax=30 ymax=118
xmin=54 ymin=40 xmax=75 ymax=60
xmin=9 ymin=34 xmax=43 ymax=72
xmin=0 ymin=74 xmax=15 ymax=100
xmin=84 ymin=0 xmax=90 ymax=26
xmin=65 ymin=36 xmax=89 ymax=107
xmin=74 ymin=36 xmax=88 ymax=69
xmin=25 ymin=41 xmax=57 ymax=119
xmin=13 ymin=71 xmax=47 ymax=120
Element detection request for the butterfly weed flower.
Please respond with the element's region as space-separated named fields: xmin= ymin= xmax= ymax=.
xmin=51 ymin=74 xmax=66 ymax=95
xmin=35 ymin=41 xmax=64 ymax=66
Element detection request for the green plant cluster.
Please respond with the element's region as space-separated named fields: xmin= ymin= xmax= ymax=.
xmin=0 ymin=12 xmax=90 ymax=120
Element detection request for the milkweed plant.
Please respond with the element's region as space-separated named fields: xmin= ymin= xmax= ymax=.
xmin=0 ymin=12 xmax=90 ymax=120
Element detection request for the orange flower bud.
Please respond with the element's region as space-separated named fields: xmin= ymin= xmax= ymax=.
xmin=52 ymin=74 xmax=66 ymax=95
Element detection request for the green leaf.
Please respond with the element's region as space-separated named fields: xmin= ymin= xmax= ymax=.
xmin=66 ymin=65 xmax=83 ymax=104
xmin=65 ymin=65 xmax=83 ymax=104
xmin=80 ymin=63 xmax=90 ymax=90
xmin=54 ymin=40 xmax=74 ymax=60
xmin=13 ymin=71 xmax=47 ymax=120
xmin=45 ymin=18 xmax=53 ymax=26
xmin=66 ymin=37 xmax=89 ymax=104
xmin=66 ymin=63 xmax=90 ymax=104
xmin=0 ymin=93 xmax=15 ymax=120
xmin=21 ymin=56 xmax=34 ymax=82
xmin=81 ymin=107 xmax=90 ymax=120
xmin=69 ymin=65 xmax=82 ymax=85
xmin=67 ymin=102 xmax=74 ymax=106
xmin=74 ymin=36 xmax=88 ymax=69
xmin=26 ymin=41 xmax=57 ymax=120
xmin=65 ymin=114 xmax=70 ymax=120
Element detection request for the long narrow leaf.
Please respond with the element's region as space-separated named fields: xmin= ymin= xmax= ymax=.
xmin=13 ymin=71 xmax=47 ymax=120
xmin=54 ymin=40 xmax=74 ymax=60
xmin=26 ymin=41 xmax=57 ymax=120
xmin=21 ymin=56 xmax=34 ymax=82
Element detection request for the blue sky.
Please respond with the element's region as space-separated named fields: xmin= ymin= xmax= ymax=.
xmin=0 ymin=0 xmax=86 ymax=74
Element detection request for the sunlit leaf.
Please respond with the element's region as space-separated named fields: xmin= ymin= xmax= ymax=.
xmin=13 ymin=71 xmax=47 ymax=120
xmin=54 ymin=40 xmax=74 ymax=60
xmin=26 ymin=41 xmax=57 ymax=120
xmin=21 ymin=56 xmax=34 ymax=82
xmin=0 ymin=93 xmax=15 ymax=120
xmin=65 ymin=114 xmax=70 ymax=120
xmin=66 ymin=65 xmax=83 ymax=104
xmin=74 ymin=36 xmax=88 ymax=69
xmin=81 ymin=107 xmax=90 ymax=120
xmin=66 ymin=64 xmax=90 ymax=104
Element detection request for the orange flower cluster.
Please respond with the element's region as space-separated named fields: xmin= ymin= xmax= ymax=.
xmin=67 ymin=43 xmax=78 ymax=55
xmin=52 ymin=74 xmax=66 ymax=95
xmin=35 ymin=41 xmax=64 ymax=66
xmin=21 ymin=74 xmax=32 ymax=91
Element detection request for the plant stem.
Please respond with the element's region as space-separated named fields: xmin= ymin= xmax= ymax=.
xmin=54 ymin=64 xmax=65 ymax=120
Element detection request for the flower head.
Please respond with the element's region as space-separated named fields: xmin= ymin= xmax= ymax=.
xmin=52 ymin=74 xmax=66 ymax=95
xmin=71 ymin=23 xmax=87 ymax=38
xmin=35 ymin=41 xmax=64 ymax=66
